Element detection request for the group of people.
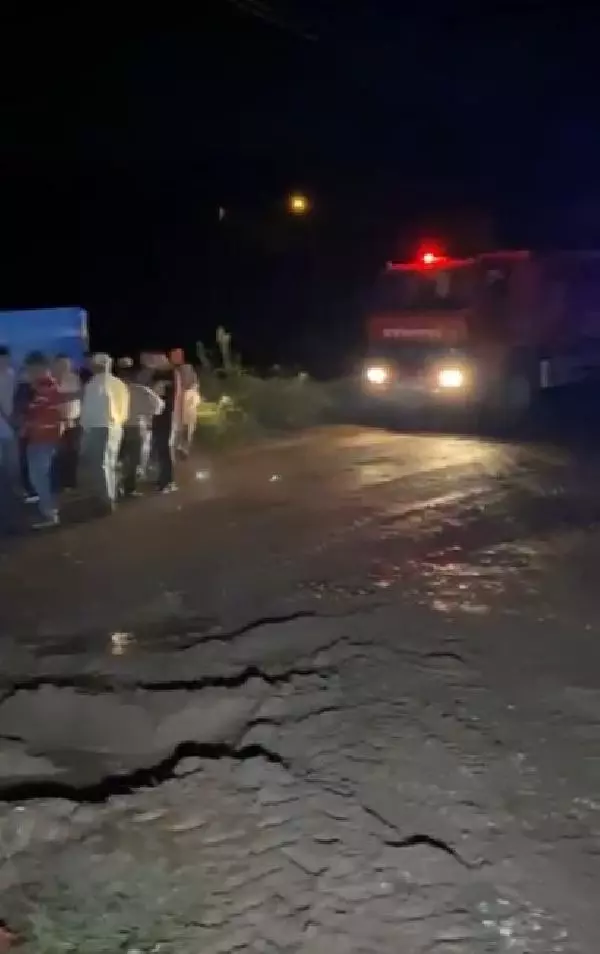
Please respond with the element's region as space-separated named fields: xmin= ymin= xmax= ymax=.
xmin=0 ymin=347 xmax=201 ymax=531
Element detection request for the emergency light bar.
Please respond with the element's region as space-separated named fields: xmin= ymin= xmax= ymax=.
xmin=386 ymin=257 xmax=475 ymax=272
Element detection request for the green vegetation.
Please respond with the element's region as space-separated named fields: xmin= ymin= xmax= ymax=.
xmin=194 ymin=327 xmax=336 ymax=444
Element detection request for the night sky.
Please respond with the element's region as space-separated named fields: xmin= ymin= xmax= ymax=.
xmin=3 ymin=3 xmax=600 ymax=373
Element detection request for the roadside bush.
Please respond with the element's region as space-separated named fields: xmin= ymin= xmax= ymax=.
xmin=194 ymin=328 xmax=335 ymax=442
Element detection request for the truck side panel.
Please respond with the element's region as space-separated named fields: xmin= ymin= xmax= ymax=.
xmin=0 ymin=307 xmax=88 ymax=368
xmin=535 ymin=254 xmax=600 ymax=387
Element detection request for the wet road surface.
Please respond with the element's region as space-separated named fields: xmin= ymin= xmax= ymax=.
xmin=2 ymin=422 xmax=600 ymax=951
xmin=2 ymin=422 xmax=600 ymax=644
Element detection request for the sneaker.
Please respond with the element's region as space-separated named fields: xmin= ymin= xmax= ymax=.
xmin=159 ymin=482 xmax=178 ymax=494
xmin=24 ymin=494 xmax=40 ymax=504
xmin=32 ymin=515 xmax=59 ymax=530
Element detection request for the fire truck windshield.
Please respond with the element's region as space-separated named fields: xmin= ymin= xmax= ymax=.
xmin=368 ymin=341 xmax=466 ymax=367
xmin=372 ymin=266 xmax=474 ymax=312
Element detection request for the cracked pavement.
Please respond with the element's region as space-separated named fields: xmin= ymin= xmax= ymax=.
xmin=1 ymin=424 xmax=600 ymax=951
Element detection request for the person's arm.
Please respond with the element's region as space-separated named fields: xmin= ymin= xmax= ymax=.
xmin=143 ymin=385 xmax=165 ymax=417
xmin=56 ymin=390 xmax=82 ymax=404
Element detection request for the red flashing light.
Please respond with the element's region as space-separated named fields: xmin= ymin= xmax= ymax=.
xmin=417 ymin=243 xmax=447 ymax=266
xmin=386 ymin=256 xmax=475 ymax=272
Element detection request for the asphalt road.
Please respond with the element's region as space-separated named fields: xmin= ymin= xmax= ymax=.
xmin=2 ymin=420 xmax=600 ymax=950
xmin=2 ymin=420 xmax=600 ymax=647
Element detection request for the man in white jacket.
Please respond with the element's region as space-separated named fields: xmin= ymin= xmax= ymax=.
xmin=80 ymin=353 xmax=129 ymax=513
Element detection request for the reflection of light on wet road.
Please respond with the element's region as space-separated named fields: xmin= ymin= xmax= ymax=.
xmin=110 ymin=631 xmax=135 ymax=655
xmin=366 ymin=533 xmax=554 ymax=620
xmin=347 ymin=436 xmax=506 ymax=490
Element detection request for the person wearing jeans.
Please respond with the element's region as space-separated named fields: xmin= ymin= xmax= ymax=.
xmin=27 ymin=442 xmax=59 ymax=526
xmin=79 ymin=353 xmax=129 ymax=513
xmin=21 ymin=352 xmax=64 ymax=529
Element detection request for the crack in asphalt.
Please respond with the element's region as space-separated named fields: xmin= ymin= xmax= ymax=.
xmin=195 ymin=609 xmax=321 ymax=645
xmin=0 ymin=606 xmax=479 ymax=873
xmin=0 ymin=737 xmax=475 ymax=873
xmin=362 ymin=804 xmax=483 ymax=870
xmin=383 ymin=833 xmax=480 ymax=868
xmin=0 ymin=640 xmax=352 ymax=699
xmin=0 ymin=741 xmax=290 ymax=804
xmin=17 ymin=610 xmax=320 ymax=656
xmin=0 ymin=663 xmax=338 ymax=699
xmin=247 ymin=704 xmax=343 ymax=729
xmin=20 ymin=604 xmax=383 ymax=659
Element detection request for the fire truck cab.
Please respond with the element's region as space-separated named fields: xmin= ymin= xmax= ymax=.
xmin=362 ymin=248 xmax=600 ymax=418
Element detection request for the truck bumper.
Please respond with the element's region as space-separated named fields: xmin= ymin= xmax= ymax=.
xmin=361 ymin=381 xmax=477 ymax=410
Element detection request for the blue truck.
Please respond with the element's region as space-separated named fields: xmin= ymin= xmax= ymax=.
xmin=0 ymin=307 xmax=89 ymax=369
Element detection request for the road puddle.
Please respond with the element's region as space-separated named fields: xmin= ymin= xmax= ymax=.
xmin=109 ymin=631 xmax=136 ymax=656
xmin=364 ymin=536 xmax=553 ymax=619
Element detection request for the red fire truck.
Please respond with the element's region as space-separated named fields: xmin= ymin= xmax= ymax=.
xmin=362 ymin=247 xmax=600 ymax=418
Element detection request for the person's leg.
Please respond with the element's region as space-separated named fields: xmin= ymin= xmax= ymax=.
xmin=62 ymin=424 xmax=80 ymax=490
xmin=0 ymin=436 xmax=19 ymax=484
xmin=184 ymin=419 xmax=196 ymax=455
xmin=0 ymin=438 xmax=22 ymax=534
xmin=139 ymin=420 xmax=152 ymax=478
xmin=121 ymin=425 xmax=142 ymax=495
xmin=80 ymin=428 xmax=109 ymax=505
xmin=27 ymin=442 xmax=58 ymax=523
xmin=156 ymin=424 xmax=175 ymax=490
xmin=19 ymin=436 xmax=36 ymax=499
xmin=104 ymin=425 xmax=123 ymax=504
xmin=0 ymin=437 xmax=20 ymax=524
xmin=52 ymin=427 xmax=70 ymax=493
xmin=120 ymin=425 xmax=132 ymax=494
xmin=154 ymin=426 xmax=166 ymax=488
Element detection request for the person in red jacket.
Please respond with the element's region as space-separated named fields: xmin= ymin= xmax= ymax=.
xmin=22 ymin=351 xmax=65 ymax=529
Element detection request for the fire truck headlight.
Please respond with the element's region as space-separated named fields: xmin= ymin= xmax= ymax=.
xmin=365 ymin=365 xmax=389 ymax=385
xmin=437 ymin=367 xmax=465 ymax=389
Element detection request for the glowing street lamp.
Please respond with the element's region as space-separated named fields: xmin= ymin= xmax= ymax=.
xmin=288 ymin=192 xmax=310 ymax=215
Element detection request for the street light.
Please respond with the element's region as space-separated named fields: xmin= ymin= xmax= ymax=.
xmin=288 ymin=192 xmax=310 ymax=215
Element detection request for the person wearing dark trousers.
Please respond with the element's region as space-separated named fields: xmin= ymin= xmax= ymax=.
xmin=151 ymin=355 xmax=182 ymax=494
xmin=54 ymin=423 xmax=80 ymax=491
xmin=152 ymin=415 xmax=176 ymax=492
